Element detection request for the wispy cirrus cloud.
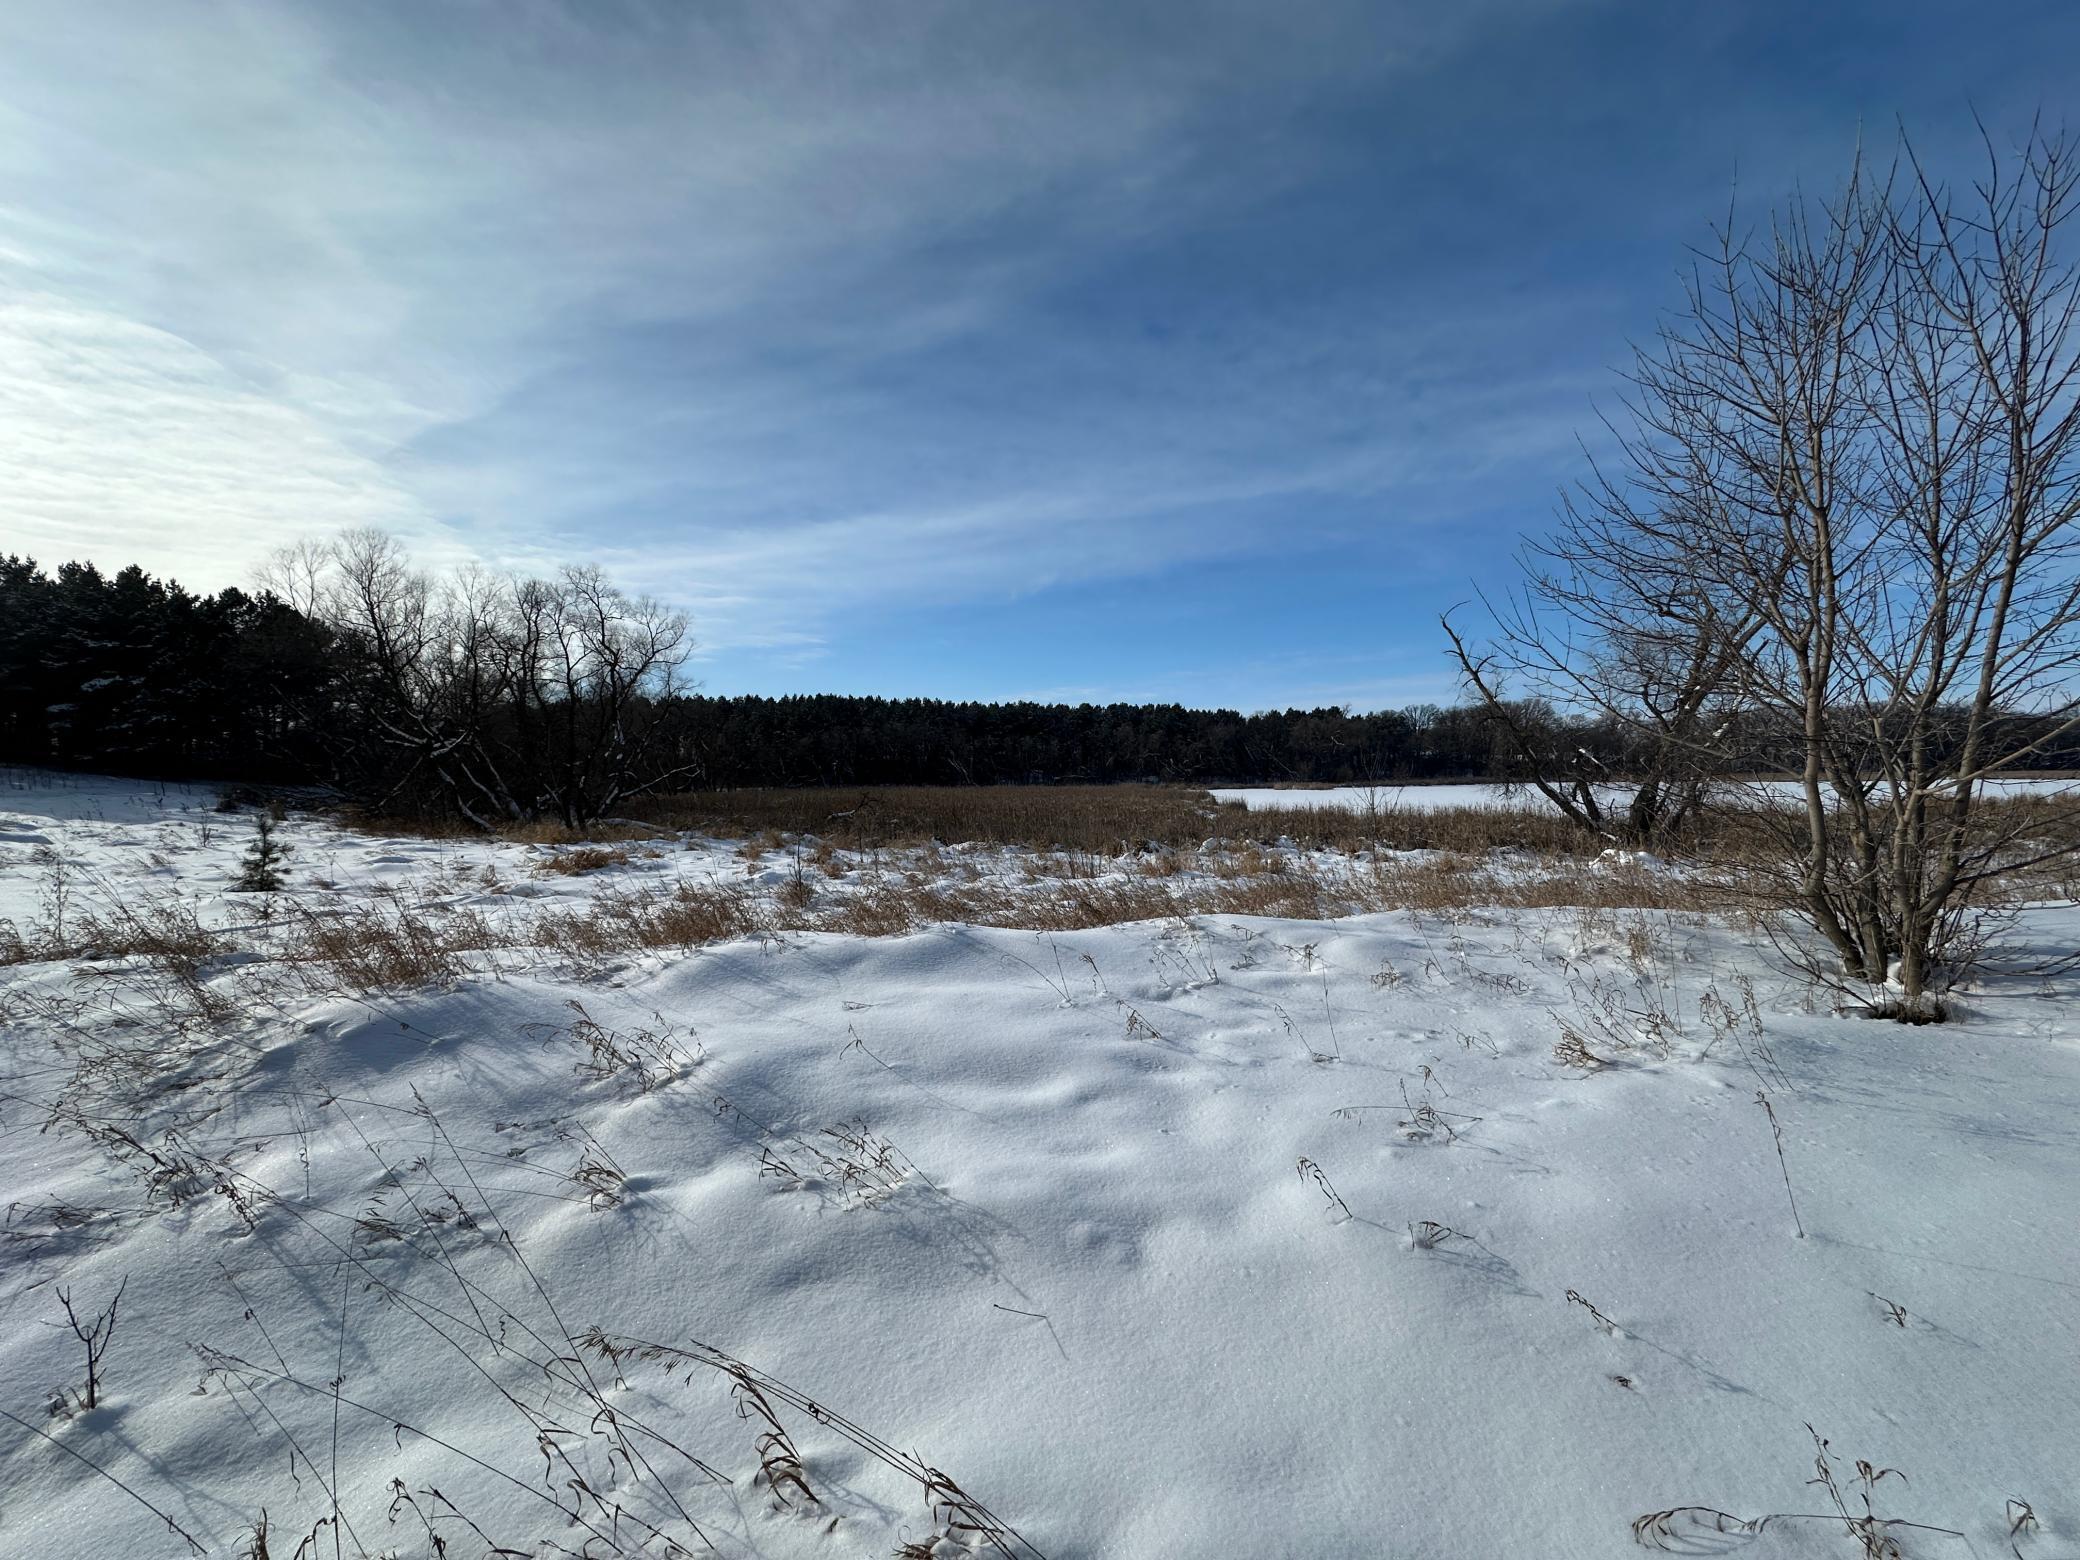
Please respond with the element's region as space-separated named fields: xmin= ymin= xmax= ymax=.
xmin=3 ymin=1 xmax=2072 ymax=703
xmin=0 ymin=3 xmax=1575 ymax=593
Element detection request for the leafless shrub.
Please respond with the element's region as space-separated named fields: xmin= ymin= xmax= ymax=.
xmin=52 ymin=1276 xmax=126 ymax=1412
xmin=1532 ymin=126 xmax=2080 ymax=1015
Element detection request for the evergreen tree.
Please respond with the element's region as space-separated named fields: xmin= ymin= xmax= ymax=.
xmin=233 ymin=814 xmax=290 ymax=892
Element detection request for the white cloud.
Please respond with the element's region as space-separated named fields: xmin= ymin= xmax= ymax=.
xmin=0 ymin=0 xmax=1592 ymax=639
xmin=0 ymin=286 xmax=468 ymax=582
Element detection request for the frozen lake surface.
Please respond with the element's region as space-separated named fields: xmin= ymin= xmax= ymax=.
xmin=1215 ymin=775 xmax=2080 ymax=812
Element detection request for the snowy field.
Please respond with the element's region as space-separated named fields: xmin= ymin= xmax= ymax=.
xmin=2 ymin=769 xmax=2077 ymax=1558
xmin=1215 ymin=776 xmax=2080 ymax=813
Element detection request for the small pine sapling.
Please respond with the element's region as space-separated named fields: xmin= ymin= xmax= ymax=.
xmin=234 ymin=815 xmax=291 ymax=892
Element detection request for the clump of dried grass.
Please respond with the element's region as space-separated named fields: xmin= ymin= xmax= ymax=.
xmin=579 ymin=1330 xmax=1043 ymax=1557
xmin=0 ymin=879 xmax=239 ymax=1023
xmin=1406 ymin=1219 xmax=1460 ymax=1250
xmin=532 ymin=1000 xmax=699 ymax=1093
xmin=532 ymin=882 xmax=769 ymax=960
xmin=533 ymin=845 xmax=634 ymax=876
xmin=1294 ymin=1156 xmax=1353 ymax=1222
xmin=1633 ymin=1427 xmax=1960 ymax=1559
xmin=5 ymin=888 xmax=220 ymax=970
xmin=280 ymin=898 xmax=502 ymax=993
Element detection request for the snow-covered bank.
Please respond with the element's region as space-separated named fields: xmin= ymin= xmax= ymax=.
xmin=2 ymin=772 xmax=2076 ymax=1557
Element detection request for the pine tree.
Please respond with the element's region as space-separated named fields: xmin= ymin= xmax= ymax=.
xmin=233 ymin=814 xmax=290 ymax=892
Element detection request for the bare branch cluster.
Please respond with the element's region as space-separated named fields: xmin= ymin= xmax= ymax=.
xmin=265 ymin=530 xmax=696 ymax=828
xmin=1459 ymin=121 xmax=2080 ymax=1008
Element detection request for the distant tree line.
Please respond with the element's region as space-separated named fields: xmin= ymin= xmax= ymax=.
xmin=0 ymin=544 xmax=1660 ymax=804
xmin=5 ymin=543 xmax=2077 ymax=826
xmin=668 ymin=694 xmax=1585 ymax=787
xmin=0 ymin=555 xmax=334 ymax=783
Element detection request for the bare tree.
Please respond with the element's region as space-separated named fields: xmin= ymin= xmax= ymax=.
xmin=1442 ymin=533 xmax=1755 ymax=844
xmin=532 ymin=565 xmax=698 ymax=828
xmin=318 ymin=530 xmax=526 ymax=827
xmin=1533 ymin=124 xmax=2080 ymax=1013
xmin=256 ymin=537 xmax=330 ymax=619
xmin=296 ymin=534 xmax=697 ymax=829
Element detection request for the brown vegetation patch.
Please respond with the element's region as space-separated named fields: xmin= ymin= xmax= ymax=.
xmin=280 ymin=899 xmax=506 ymax=992
xmin=534 ymin=845 xmax=635 ymax=876
xmin=629 ymin=783 xmax=1634 ymax=857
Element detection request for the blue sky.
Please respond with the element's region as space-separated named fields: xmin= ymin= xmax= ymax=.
xmin=4 ymin=1 xmax=2076 ymax=709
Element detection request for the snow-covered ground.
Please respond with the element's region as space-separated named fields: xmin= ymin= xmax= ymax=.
xmin=1216 ymin=776 xmax=2080 ymax=813
xmin=2 ymin=770 xmax=2076 ymax=1558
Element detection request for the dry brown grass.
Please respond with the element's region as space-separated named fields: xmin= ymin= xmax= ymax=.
xmin=775 ymin=851 xmax=1715 ymax=941
xmin=632 ymin=783 xmax=1638 ymax=857
xmin=336 ymin=807 xmax=658 ymax=847
xmin=74 ymin=898 xmax=223 ymax=967
xmin=533 ymin=882 xmax=770 ymax=961
xmin=279 ymin=898 xmax=506 ymax=992
xmin=533 ymin=845 xmax=635 ymax=876
xmin=272 ymin=785 xmax=2080 ymax=964
xmin=634 ymin=784 xmax=1240 ymax=852
xmin=329 ymin=783 xmax=2080 ymax=889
